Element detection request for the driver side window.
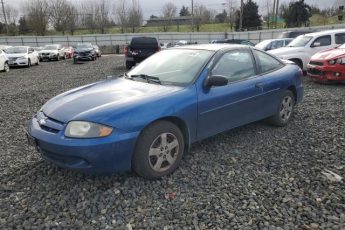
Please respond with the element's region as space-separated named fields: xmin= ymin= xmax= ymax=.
xmin=212 ymin=50 xmax=255 ymax=83
xmin=311 ymin=35 xmax=331 ymax=47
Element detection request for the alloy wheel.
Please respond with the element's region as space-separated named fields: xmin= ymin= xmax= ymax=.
xmin=148 ymin=132 xmax=180 ymax=172
xmin=279 ymin=95 xmax=293 ymax=122
xmin=4 ymin=63 xmax=9 ymax=72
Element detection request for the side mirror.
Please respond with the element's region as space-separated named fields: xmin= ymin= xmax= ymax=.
xmin=312 ymin=42 xmax=321 ymax=47
xmin=204 ymin=75 xmax=228 ymax=88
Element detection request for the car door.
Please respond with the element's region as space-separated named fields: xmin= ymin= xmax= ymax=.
xmin=197 ymin=48 xmax=269 ymax=140
xmin=309 ymin=35 xmax=332 ymax=56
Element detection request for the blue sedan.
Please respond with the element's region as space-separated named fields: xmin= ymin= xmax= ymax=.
xmin=26 ymin=44 xmax=304 ymax=179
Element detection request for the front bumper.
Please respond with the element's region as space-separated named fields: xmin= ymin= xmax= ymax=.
xmin=39 ymin=54 xmax=58 ymax=60
xmin=27 ymin=115 xmax=139 ymax=174
xmin=8 ymin=59 xmax=28 ymax=66
xmin=74 ymin=53 xmax=94 ymax=61
xmin=307 ymin=64 xmax=345 ymax=82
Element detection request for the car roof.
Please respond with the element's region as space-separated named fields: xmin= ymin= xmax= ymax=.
xmin=303 ymin=29 xmax=345 ymax=37
xmin=173 ymin=44 xmax=249 ymax=51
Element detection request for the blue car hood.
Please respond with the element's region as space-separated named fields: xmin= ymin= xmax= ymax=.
xmin=43 ymin=78 xmax=183 ymax=124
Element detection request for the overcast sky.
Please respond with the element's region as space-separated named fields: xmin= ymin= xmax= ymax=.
xmin=4 ymin=0 xmax=335 ymax=21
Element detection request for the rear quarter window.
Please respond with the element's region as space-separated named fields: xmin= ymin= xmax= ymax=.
xmin=254 ymin=50 xmax=284 ymax=74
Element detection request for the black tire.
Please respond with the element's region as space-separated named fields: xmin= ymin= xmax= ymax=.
xmin=56 ymin=54 xmax=60 ymax=61
xmin=3 ymin=62 xmax=9 ymax=72
xmin=126 ymin=61 xmax=134 ymax=70
xmin=27 ymin=59 xmax=31 ymax=68
xmin=132 ymin=121 xmax=185 ymax=179
xmin=268 ymin=90 xmax=295 ymax=127
xmin=73 ymin=58 xmax=78 ymax=64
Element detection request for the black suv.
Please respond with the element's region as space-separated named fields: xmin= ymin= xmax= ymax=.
xmin=125 ymin=37 xmax=160 ymax=69
xmin=73 ymin=43 xmax=97 ymax=64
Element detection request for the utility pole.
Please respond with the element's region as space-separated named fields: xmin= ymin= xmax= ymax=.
xmin=275 ymin=0 xmax=279 ymax=28
xmin=191 ymin=0 xmax=194 ymax=32
xmin=239 ymin=0 xmax=243 ymax=31
xmin=272 ymin=0 xmax=276 ymax=29
xmin=1 ymin=0 xmax=8 ymax=34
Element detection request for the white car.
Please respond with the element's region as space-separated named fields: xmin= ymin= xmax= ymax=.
xmin=39 ymin=44 xmax=65 ymax=61
xmin=255 ymin=38 xmax=293 ymax=51
xmin=0 ymin=49 xmax=9 ymax=72
xmin=269 ymin=29 xmax=345 ymax=70
xmin=5 ymin=46 xmax=39 ymax=67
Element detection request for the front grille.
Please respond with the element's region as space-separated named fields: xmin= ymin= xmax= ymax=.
xmin=36 ymin=112 xmax=64 ymax=133
xmin=307 ymin=68 xmax=323 ymax=76
xmin=309 ymin=61 xmax=323 ymax=66
xmin=9 ymin=57 xmax=17 ymax=61
xmin=41 ymin=53 xmax=50 ymax=56
xmin=40 ymin=125 xmax=59 ymax=133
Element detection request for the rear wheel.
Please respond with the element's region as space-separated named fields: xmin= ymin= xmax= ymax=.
xmin=268 ymin=90 xmax=295 ymax=127
xmin=132 ymin=121 xmax=185 ymax=179
xmin=126 ymin=61 xmax=134 ymax=70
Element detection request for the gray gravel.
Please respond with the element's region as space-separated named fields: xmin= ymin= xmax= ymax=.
xmin=0 ymin=55 xmax=344 ymax=229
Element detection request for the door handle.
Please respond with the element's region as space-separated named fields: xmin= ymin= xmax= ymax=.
xmin=255 ymin=82 xmax=264 ymax=89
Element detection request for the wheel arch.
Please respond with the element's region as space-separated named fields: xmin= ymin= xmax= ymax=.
xmin=289 ymin=58 xmax=303 ymax=70
xmin=287 ymin=85 xmax=297 ymax=102
xmin=138 ymin=116 xmax=191 ymax=152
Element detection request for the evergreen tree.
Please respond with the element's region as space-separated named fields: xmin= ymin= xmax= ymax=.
xmin=18 ymin=16 xmax=31 ymax=34
xmin=281 ymin=0 xmax=312 ymax=27
xmin=235 ymin=0 xmax=261 ymax=31
xmin=179 ymin=5 xmax=190 ymax=16
xmin=215 ymin=10 xmax=227 ymax=23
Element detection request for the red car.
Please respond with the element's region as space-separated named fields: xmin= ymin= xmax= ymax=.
xmin=64 ymin=46 xmax=74 ymax=59
xmin=307 ymin=45 xmax=345 ymax=83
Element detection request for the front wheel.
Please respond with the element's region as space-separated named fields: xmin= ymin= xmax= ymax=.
xmin=132 ymin=121 xmax=185 ymax=179
xmin=27 ymin=59 xmax=31 ymax=68
xmin=268 ymin=90 xmax=295 ymax=127
xmin=3 ymin=62 xmax=9 ymax=72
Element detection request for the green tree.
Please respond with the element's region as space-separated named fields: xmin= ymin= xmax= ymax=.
xmin=281 ymin=0 xmax=312 ymax=28
xmin=179 ymin=5 xmax=190 ymax=16
xmin=215 ymin=10 xmax=227 ymax=23
xmin=235 ymin=0 xmax=261 ymax=31
xmin=18 ymin=16 xmax=31 ymax=34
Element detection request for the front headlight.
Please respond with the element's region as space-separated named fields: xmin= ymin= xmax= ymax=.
xmin=329 ymin=59 xmax=337 ymax=65
xmin=65 ymin=121 xmax=113 ymax=138
xmin=336 ymin=58 xmax=345 ymax=64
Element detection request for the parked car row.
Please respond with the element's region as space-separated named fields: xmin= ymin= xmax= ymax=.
xmin=0 ymin=43 xmax=102 ymax=72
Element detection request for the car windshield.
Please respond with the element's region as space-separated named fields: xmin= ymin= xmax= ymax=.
xmin=128 ymin=49 xmax=214 ymax=85
xmin=76 ymin=44 xmax=93 ymax=49
xmin=287 ymin=36 xmax=312 ymax=47
xmin=44 ymin=45 xmax=59 ymax=50
xmin=255 ymin=40 xmax=272 ymax=49
xmin=5 ymin=47 xmax=27 ymax=53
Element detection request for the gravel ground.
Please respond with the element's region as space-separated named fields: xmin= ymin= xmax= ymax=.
xmin=0 ymin=55 xmax=344 ymax=229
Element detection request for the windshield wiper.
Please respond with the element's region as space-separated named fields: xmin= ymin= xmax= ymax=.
xmin=130 ymin=74 xmax=161 ymax=84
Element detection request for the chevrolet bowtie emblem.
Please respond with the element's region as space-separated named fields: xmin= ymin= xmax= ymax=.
xmin=39 ymin=118 xmax=46 ymax=125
